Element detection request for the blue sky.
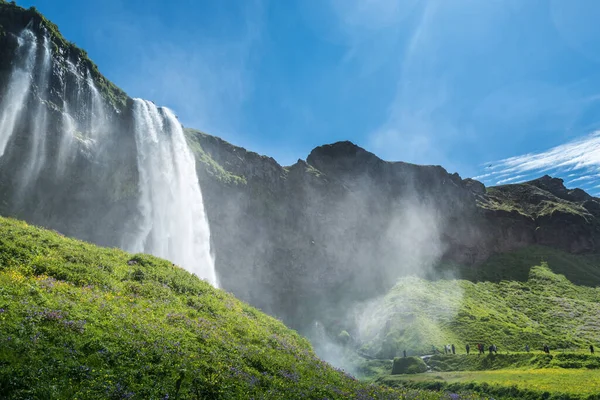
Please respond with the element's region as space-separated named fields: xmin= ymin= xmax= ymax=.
xmin=18 ymin=0 xmax=600 ymax=194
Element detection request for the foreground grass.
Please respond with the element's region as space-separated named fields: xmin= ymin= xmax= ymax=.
xmin=0 ymin=216 xmax=481 ymax=399
xmin=379 ymin=369 xmax=600 ymax=399
xmin=424 ymin=352 xmax=600 ymax=372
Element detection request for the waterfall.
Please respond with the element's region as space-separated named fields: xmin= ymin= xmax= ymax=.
xmin=130 ymin=98 xmax=217 ymax=286
xmin=0 ymin=27 xmax=218 ymax=287
xmin=19 ymin=34 xmax=51 ymax=191
xmin=55 ymin=111 xmax=76 ymax=176
xmin=55 ymin=61 xmax=80 ymax=175
xmin=86 ymin=70 xmax=106 ymax=139
xmin=0 ymin=29 xmax=37 ymax=157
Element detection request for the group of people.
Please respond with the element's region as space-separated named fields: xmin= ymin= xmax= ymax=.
xmin=437 ymin=343 xmax=498 ymax=355
xmin=464 ymin=343 xmax=497 ymax=355
xmin=433 ymin=343 xmax=597 ymax=355
xmin=443 ymin=344 xmax=500 ymax=355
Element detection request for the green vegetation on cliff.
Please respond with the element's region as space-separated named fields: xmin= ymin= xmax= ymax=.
xmin=458 ymin=245 xmax=600 ymax=286
xmin=0 ymin=1 xmax=128 ymax=110
xmin=185 ymin=128 xmax=247 ymax=185
xmin=480 ymin=183 xmax=591 ymax=219
xmin=0 ymin=216 xmax=477 ymax=399
xmin=361 ymin=261 xmax=600 ymax=359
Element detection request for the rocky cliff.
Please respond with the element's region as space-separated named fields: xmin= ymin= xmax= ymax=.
xmin=189 ymin=129 xmax=600 ymax=331
xmin=1 ymin=2 xmax=599 ymax=337
xmin=0 ymin=2 xmax=137 ymax=248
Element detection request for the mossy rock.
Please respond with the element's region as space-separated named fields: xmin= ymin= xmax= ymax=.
xmin=391 ymin=356 xmax=428 ymax=375
xmin=337 ymin=330 xmax=351 ymax=345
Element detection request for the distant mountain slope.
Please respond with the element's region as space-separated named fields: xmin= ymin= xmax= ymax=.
xmin=358 ymin=262 xmax=600 ymax=358
xmin=0 ymin=216 xmax=418 ymax=399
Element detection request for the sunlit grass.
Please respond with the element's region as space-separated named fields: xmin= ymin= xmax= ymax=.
xmin=382 ymin=368 xmax=600 ymax=396
xmin=0 ymin=216 xmax=483 ymax=399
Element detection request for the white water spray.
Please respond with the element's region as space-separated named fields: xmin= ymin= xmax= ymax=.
xmin=55 ymin=111 xmax=76 ymax=176
xmin=19 ymin=34 xmax=51 ymax=190
xmin=86 ymin=70 xmax=106 ymax=139
xmin=55 ymin=61 xmax=81 ymax=175
xmin=0 ymin=29 xmax=37 ymax=158
xmin=130 ymin=98 xmax=217 ymax=286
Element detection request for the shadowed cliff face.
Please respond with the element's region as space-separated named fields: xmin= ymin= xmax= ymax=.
xmin=0 ymin=5 xmax=137 ymax=248
xmin=190 ymin=130 xmax=600 ymax=333
xmin=1 ymin=2 xmax=600 ymax=343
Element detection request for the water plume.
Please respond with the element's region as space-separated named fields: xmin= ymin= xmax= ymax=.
xmin=18 ymin=34 xmax=51 ymax=192
xmin=0 ymin=29 xmax=37 ymax=157
xmin=130 ymin=98 xmax=217 ymax=286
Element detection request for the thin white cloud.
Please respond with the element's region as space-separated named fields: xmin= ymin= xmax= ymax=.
xmin=477 ymin=132 xmax=600 ymax=195
xmin=496 ymin=175 xmax=527 ymax=185
xmin=567 ymin=175 xmax=598 ymax=184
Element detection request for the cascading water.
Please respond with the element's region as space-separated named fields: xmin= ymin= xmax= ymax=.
xmin=0 ymin=26 xmax=218 ymax=287
xmin=130 ymin=99 xmax=217 ymax=286
xmin=56 ymin=110 xmax=76 ymax=177
xmin=18 ymin=34 xmax=51 ymax=192
xmin=0 ymin=29 xmax=37 ymax=157
xmin=55 ymin=60 xmax=80 ymax=175
xmin=86 ymin=70 xmax=106 ymax=140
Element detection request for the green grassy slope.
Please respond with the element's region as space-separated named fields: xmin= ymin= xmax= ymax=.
xmin=456 ymin=245 xmax=600 ymax=286
xmin=480 ymin=183 xmax=592 ymax=219
xmin=361 ymin=261 xmax=600 ymax=358
xmin=0 ymin=216 xmax=440 ymax=400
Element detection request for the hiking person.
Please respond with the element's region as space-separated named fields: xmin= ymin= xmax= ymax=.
xmin=444 ymin=345 xmax=448 ymax=354
xmin=493 ymin=345 xmax=498 ymax=354
xmin=403 ymin=350 xmax=407 ymax=358
xmin=591 ymin=345 xmax=595 ymax=355
xmin=488 ymin=345 xmax=493 ymax=355
xmin=543 ymin=345 xmax=550 ymax=354
xmin=466 ymin=344 xmax=470 ymax=355
xmin=451 ymin=344 xmax=455 ymax=355
xmin=525 ymin=344 xmax=530 ymax=352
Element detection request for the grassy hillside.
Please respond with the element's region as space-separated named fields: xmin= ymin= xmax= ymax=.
xmin=0 ymin=216 xmax=466 ymax=400
xmin=457 ymin=245 xmax=600 ymax=287
xmin=360 ymin=261 xmax=600 ymax=358
xmin=480 ymin=183 xmax=592 ymax=219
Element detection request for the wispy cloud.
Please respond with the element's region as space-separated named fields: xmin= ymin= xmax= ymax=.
xmin=353 ymin=0 xmax=600 ymax=180
xmin=365 ymin=0 xmax=473 ymax=170
xmin=477 ymin=132 xmax=600 ymax=196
